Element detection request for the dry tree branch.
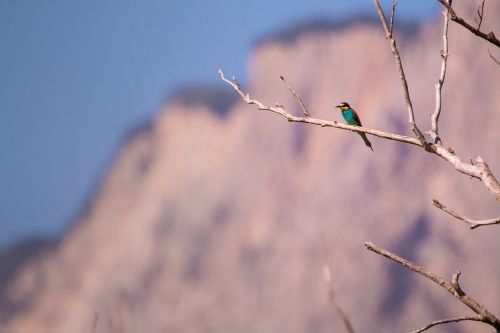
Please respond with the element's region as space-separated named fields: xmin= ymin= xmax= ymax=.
xmin=428 ymin=3 xmax=450 ymax=145
xmin=409 ymin=316 xmax=482 ymax=333
xmin=364 ymin=242 xmax=500 ymax=330
xmin=218 ymin=70 xmax=500 ymax=201
xmin=436 ymin=0 xmax=500 ymax=48
xmin=320 ymin=237 xmax=355 ymax=333
xmin=280 ymin=75 xmax=310 ymax=117
xmin=372 ymin=0 xmax=429 ymax=149
xmin=432 ymin=199 xmax=500 ymax=229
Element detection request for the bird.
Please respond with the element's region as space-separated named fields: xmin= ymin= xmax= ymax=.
xmin=335 ymin=102 xmax=373 ymax=151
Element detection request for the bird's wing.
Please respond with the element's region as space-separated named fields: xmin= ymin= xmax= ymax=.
xmin=352 ymin=110 xmax=363 ymax=126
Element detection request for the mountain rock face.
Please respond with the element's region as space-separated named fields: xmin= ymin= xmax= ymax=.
xmin=1 ymin=4 xmax=499 ymax=333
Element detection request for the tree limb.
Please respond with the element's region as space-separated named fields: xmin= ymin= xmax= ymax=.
xmin=364 ymin=242 xmax=500 ymax=330
xmin=436 ymin=0 xmax=500 ymax=48
xmin=432 ymin=199 xmax=500 ymax=229
xmin=408 ymin=315 xmax=481 ymax=333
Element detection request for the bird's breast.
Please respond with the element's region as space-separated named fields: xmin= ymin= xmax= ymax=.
xmin=342 ymin=110 xmax=357 ymax=125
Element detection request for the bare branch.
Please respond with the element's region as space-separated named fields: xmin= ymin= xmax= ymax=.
xmin=372 ymin=0 xmax=429 ymax=149
xmin=219 ymin=69 xmax=500 ymax=200
xmin=320 ymin=237 xmax=355 ymax=333
xmin=428 ymin=4 xmax=450 ymax=145
xmin=364 ymin=242 xmax=500 ymax=330
xmin=432 ymin=199 xmax=500 ymax=229
xmin=436 ymin=0 xmax=500 ymax=48
xmin=409 ymin=316 xmax=481 ymax=333
xmin=279 ymin=75 xmax=310 ymax=117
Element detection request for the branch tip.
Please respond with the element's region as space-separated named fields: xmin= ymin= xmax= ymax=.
xmin=451 ymin=270 xmax=465 ymax=296
xmin=410 ymin=316 xmax=481 ymax=333
xmin=433 ymin=199 xmax=500 ymax=229
xmin=280 ymin=75 xmax=310 ymax=117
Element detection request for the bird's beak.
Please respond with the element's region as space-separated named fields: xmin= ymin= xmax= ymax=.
xmin=335 ymin=104 xmax=341 ymax=108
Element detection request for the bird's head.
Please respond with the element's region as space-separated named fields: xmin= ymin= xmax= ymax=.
xmin=335 ymin=102 xmax=351 ymax=111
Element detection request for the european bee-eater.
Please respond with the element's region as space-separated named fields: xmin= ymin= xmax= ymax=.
xmin=335 ymin=102 xmax=373 ymax=151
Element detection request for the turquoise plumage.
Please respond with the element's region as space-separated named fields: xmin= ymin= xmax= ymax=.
xmin=335 ymin=102 xmax=373 ymax=151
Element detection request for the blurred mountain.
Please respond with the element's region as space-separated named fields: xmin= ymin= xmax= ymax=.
xmin=1 ymin=3 xmax=499 ymax=333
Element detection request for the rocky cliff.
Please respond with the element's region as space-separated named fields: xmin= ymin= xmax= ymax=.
xmin=1 ymin=4 xmax=499 ymax=333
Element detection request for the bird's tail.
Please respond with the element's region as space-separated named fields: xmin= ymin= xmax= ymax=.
xmin=358 ymin=132 xmax=373 ymax=151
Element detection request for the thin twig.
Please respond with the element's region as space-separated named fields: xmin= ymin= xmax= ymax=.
xmin=428 ymin=3 xmax=450 ymax=145
xmin=280 ymin=75 xmax=310 ymax=117
xmin=485 ymin=45 xmax=500 ymax=65
xmin=475 ymin=0 xmax=486 ymax=31
xmin=90 ymin=313 xmax=99 ymax=333
xmin=436 ymin=0 xmax=499 ymax=48
xmin=409 ymin=316 xmax=481 ymax=333
xmin=432 ymin=199 xmax=500 ymax=229
xmin=364 ymin=242 xmax=500 ymax=329
xmin=389 ymin=0 xmax=398 ymax=37
xmin=372 ymin=0 xmax=429 ymax=149
xmin=219 ymin=69 xmax=500 ymax=201
xmin=320 ymin=236 xmax=355 ymax=333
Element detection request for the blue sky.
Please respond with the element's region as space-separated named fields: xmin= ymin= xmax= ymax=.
xmin=0 ymin=1 xmax=440 ymax=247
